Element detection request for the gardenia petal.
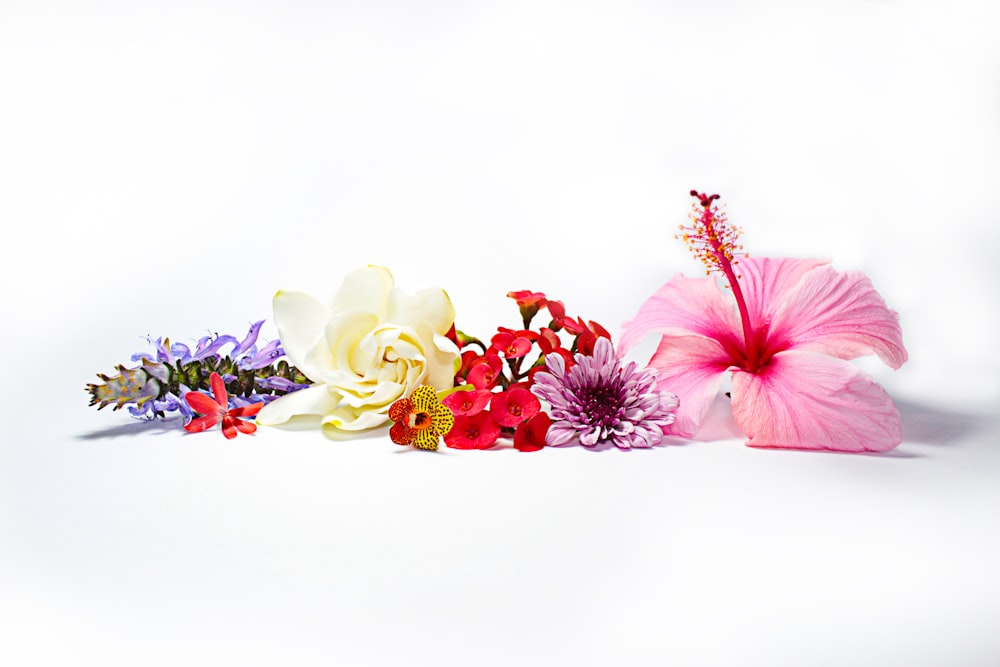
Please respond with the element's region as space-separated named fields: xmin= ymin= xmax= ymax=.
xmin=256 ymin=384 xmax=343 ymax=427
xmin=271 ymin=289 xmax=331 ymax=378
xmin=730 ymin=349 xmax=902 ymax=452
xmin=331 ymin=265 xmax=394 ymax=319
xmin=386 ymin=284 xmax=457 ymax=338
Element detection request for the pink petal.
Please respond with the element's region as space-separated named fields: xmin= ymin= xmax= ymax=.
xmin=735 ymin=257 xmax=829 ymax=329
xmin=767 ymin=264 xmax=907 ymax=369
xmin=646 ymin=333 xmax=733 ymax=437
xmin=619 ymin=273 xmax=743 ymax=355
xmin=730 ymin=350 xmax=902 ymax=452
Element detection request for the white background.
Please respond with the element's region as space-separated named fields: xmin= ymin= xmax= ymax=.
xmin=2 ymin=1 xmax=999 ymax=665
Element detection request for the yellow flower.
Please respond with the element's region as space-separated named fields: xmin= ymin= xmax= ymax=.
xmin=387 ymin=386 xmax=455 ymax=451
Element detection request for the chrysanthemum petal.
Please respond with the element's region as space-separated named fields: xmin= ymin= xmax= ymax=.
xmin=730 ymin=350 xmax=902 ymax=452
xmin=618 ymin=273 xmax=743 ymax=355
xmin=645 ymin=334 xmax=733 ymax=437
xmin=767 ymin=264 xmax=908 ymax=369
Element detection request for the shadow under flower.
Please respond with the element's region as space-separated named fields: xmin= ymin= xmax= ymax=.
xmin=76 ymin=417 xmax=186 ymax=440
xmin=895 ymin=399 xmax=992 ymax=446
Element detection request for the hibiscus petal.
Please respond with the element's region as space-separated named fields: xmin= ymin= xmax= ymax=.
xmin=618 ymin=273 xmax=743 ymax=356
xmin=768 ymin=264 xmax=907 ymax=369
xmin=332 ymin=265 xmax=394 ymax=319
xmin=255 ymin=384 xmax=343 ymax=427
xmin=730 ymin=350 xmax=902 ymax=452
xmin=272 ymin=290 xmax=331 ymax=377
xmin=645 ymin=334 xmax=732 ymax=437
xmin=735 ymin=257 xmax=829 ymax=329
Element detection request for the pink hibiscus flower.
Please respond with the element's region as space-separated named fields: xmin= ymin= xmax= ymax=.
xmin=619 ymin=191 xmax=907 ymax=452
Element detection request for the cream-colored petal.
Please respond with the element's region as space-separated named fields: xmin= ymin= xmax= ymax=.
xmin=256 ymin=384 xmax=342 ymax=426
xmin=424 ymin=332 xmax=461 ymax=390
xmin=272 ymin=290 xmax=330 ymax=378
xmin=322 ymin=311 xmax=379 ymax=376
xmin=331 ymin=265 xmax=394 ymax=318
xmin=321 ymin=403 xmax=392 ymax=432
xmin=386 ymin=285 xmax=456 ymax=335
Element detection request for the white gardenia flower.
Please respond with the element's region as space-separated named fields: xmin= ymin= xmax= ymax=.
xmin=257 ymin=265 xmax=459 ymax=434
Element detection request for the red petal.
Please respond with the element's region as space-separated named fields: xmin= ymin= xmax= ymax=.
xmin=390 ymin=420 xmax=416 ymax=445
xmin=184 ymin=415 xmax=220 ymax=433
xmin=234 ymin=419 xmax=257 ymax=435
xmin=514 ymin=412 xmax=551 ymax=452
xmin=221 ymin=415 xmax=238 ymax=439
xmin=230 ymin=402 xmax=264 ymax=418
xmin=389 ymin=398 xmax=413 ymax=423
xmin=185 ymin=392 xmax=225 ymax=417
xmin=210 ymin=372 xmax=229 ymax=407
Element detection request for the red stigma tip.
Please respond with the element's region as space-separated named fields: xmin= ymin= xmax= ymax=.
xmin=690 ymin=190 xmax=720 ymax=208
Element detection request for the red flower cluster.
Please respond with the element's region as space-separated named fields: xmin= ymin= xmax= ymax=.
xmin=442 ymin=291 xmax=611 ymax=452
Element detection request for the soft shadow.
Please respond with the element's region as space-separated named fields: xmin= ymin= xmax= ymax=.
xmin=895 ymin=399 xmax=989 ymax=446
xmin=76 ymin=417 xmax=185 ymax=440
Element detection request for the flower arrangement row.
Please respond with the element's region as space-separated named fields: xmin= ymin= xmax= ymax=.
xmin=87 ymin=192 xmax=907 ymax=453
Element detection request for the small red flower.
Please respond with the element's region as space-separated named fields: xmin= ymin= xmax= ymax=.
xmin=537 ymin=327 xmax=574 ymax=368
xmin=546 ymin=299 xmax=567 ymax=329
xmin=444 ymin=411 xmax=501 ymax=450
xmin=184 ymin=372 xmax=263 ymax=439
xmin=566 ymin=318 xmax=612 ymax=356
xmin=467 ymin=353 xmax=503 ymax=390
xmin=489 ymin=387 xmax=541 ymax=428
xmin=491 ymin=330 xmax=534 ymax=359
xmin=457 ymin=349 xmax=480 ymax=380
xmin=507 ymin=290 xmax=547 ymax=308
xmin=507 ymin=290 xmax=549 ymax=329
xmin=514 ymin=412 xmax=552 ymax=452
xmin=442 ymin=388 xmax=493 ymax=416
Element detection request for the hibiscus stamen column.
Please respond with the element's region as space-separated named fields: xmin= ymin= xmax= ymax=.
xmin=678 ymin=191 xmax=760 ymax=372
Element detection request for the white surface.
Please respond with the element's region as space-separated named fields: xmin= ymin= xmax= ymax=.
xmin=2 ymin=1 xmax=999 ymax=665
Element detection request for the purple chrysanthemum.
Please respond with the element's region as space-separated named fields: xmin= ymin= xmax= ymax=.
xmin=531 ymin=337 xmax=679 ymax=449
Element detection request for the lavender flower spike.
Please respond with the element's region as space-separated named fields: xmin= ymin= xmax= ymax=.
xmin=531 ymin=337 xmax=679 ymax=449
